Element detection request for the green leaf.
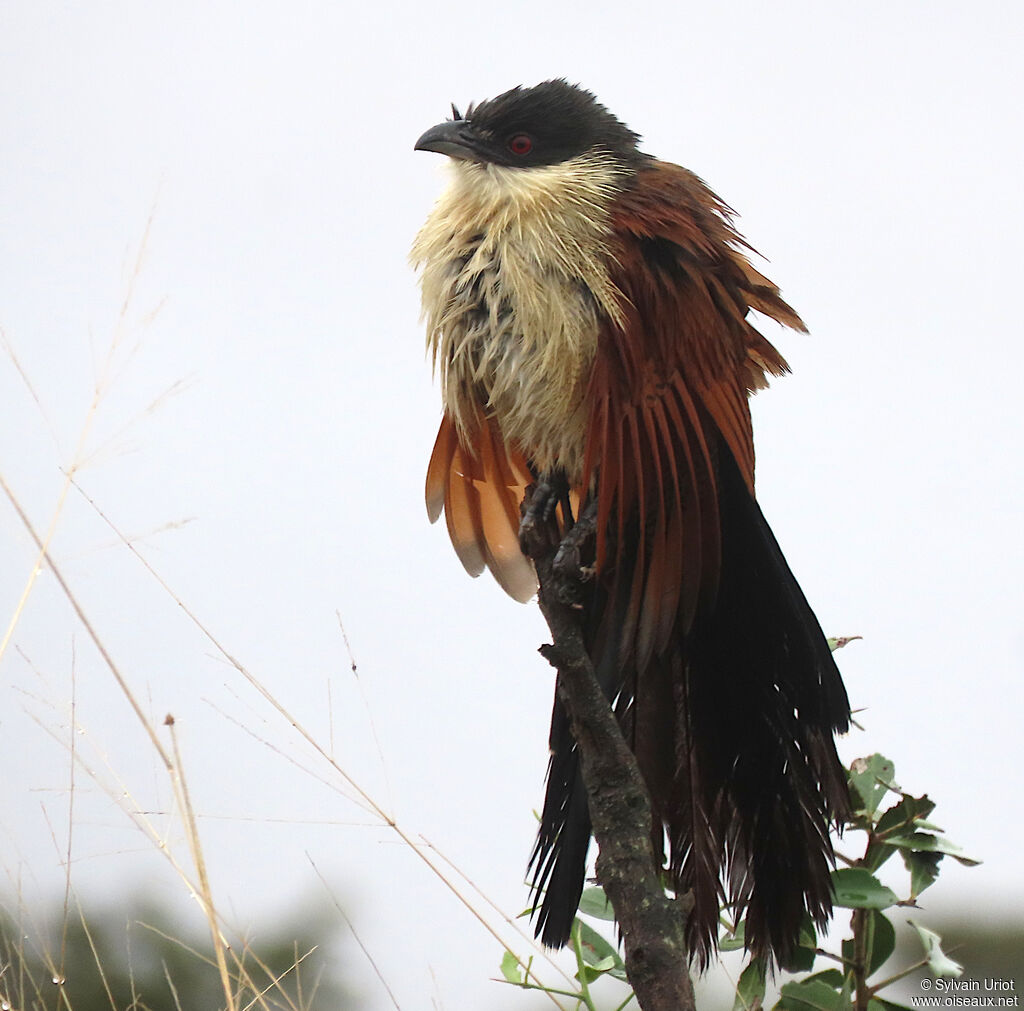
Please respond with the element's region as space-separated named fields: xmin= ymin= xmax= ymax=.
xmin=578 ymin=886 xmax=616 ymax=920
xmin=720 ymin=919 xmax=746 ymax=951
xmin=780 ymin=943 xmax=816 ymax=974
xmin=840 ymin=968 xmax=855 ymax=1006
xmin=902 ymin=850 xmax=943 ymax=898
xmin=577 ymin=920 xmax=619 ymax=965
xmin=576 ymin=920 xmax=628 ymax=981
xmin=876 ymin=794 xmax=936 ymax=835
xmin=499 ymin=950 xmax=523 ymax=984
xmin=908 ymin=921 xmax=964 ymax=978
xmin=864 ymin=910 xmax=896 ymax=977
xmin=797 ymin=912 xmax=819 ymax=949
xmin=831 ymin=868 xmax=899 ymax=909
xmin=778 ymin=978 xmax=848 ymax=1011
xmin=578 ymin=955 xmax=617 ymax=983
xmin=804 ymin=970 xmax=845 ymax=988
xmin=848 ymin=755 xmax=897 ymax=817
xmin=864 ymin=794 xmax=938 ymax=871
xmin=870 ymin=999 xmax=915 ymax=1011
xmin=779 ymin=913 xmax=819 ymax=970
xmin=861 ymin=841 xmax=897 ymax=874
xmin=884 ymin=832 xmax=981 ymax=866
xmin=733 ymin=957 xmax=767 ymax=1011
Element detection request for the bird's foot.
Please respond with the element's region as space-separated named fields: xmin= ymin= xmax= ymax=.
xmin=551 ymin=498 xmax=598 ymax=605
xmin=519 ymin=472 xmax=570 ymax=558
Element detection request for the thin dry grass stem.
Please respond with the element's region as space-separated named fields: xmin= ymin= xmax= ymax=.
xmin=334 ymin=611 xmax=393 ymax=812
xmin=35 ymin=801 xmax=77 ymax=1007
xmin=0 ymin=324 xmax=57 ymax=448
xmin=203 ymin=699 xmax=375 ymax=815
xmin=28 ymin=708 xmax=202 ymax=896
xmin=69 ymin=899 xmax=115 ymax=1011
xmin=58 ymin=640 xmax=78 ymax=989
xmin=306 ymin=853 xmax=402 ymax=1011
xmin=165 ymin=716 xmax=237 ymax=1011
xmin=8 ymin=513 xmax=219 ymax=1000
xmin=144 ymin=919 xmax=321 ymax=1011
xmin=162 ymin=959 xmax=185 ymax=1011
xmin=224 ymin=935 xmax=280 ymax=1011
xmin=428 ymin=965 xmax=443 ymax=1011
xmin=71 ymin=513 xmax=198 ymax=562
xmin=190 ymin=814 xmax=375 ymax=829
xmin=78 ymin=365 xmax=193 ymax=475
xmin=291 ymin=941 xmax=314 ymax=1011
xmin=140 ymin=922 xmax=217 ymax=969
xmin=67 ymin=480 xmax=381 ymax=819
xmin=28 ymin=690 xmax=326 ymax=1011
xmin=10 ymin=617 xmax=318 ymax=1011
xmin=0 ymin=472 xmax=174 ymax=773
xmin=417 ymin=833 xmax=575 ymax=987
xmin=0 ymin=930 xmax=42 ymax=1011
xmin=1 ymin=874 xmax=52 ymax=1009
xmin=0 ymin=209 xmax=156 ymax=671
xmin=326 ymin=679 xmax=336 ymax=762
xmin=72 ymin=480 xmax=572 ymax=1002
xmin=335 ymin=614 xmax=356 ymax=675
xmin=26 ymin=704 xmax=295 ymax=1009
xmin=295 ymin=942 xmax=328 ymax=1011
xmin=226 ymin=663 xmax=553 ymax=989
xmin=234 ymin=942 xmax=320 ymax=1011
xmin=126 ymin=922 xmax=141 ymax=1010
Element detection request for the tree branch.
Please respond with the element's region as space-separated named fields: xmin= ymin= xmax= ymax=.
xmin=524 ymin=502 xmax=696 ymax=1011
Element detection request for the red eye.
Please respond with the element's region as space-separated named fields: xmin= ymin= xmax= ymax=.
xmin=508 ymin=133 xmax=533 ymax=156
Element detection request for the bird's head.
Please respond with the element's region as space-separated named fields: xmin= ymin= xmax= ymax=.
xmin=414 ymin=80 xmax=643 ymax=169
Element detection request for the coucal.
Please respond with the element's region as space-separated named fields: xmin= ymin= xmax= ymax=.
xmin=412 ymin=80 xmax=850 ymax=966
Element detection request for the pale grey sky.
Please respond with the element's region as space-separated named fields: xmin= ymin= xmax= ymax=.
xmin=1 ymin=2 xmax=1021 ymax=1007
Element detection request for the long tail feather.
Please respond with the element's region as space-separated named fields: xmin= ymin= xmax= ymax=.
xmin=528 ymin=697 xmax=593 ymax=947
xmin=528 ymin=442 xmax=849 ymax=965
xmin=678 ymin=446 xmax=849 ymax=964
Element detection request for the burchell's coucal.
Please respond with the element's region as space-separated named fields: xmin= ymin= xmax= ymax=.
xmin=412 ymin=80 xmax=850 ymax=967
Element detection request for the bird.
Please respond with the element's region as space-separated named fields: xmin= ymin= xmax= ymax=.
xmin=411 ymin=79 xmax=851 ymax=967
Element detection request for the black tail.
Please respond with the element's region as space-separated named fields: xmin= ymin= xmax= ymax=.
xmin=528 ymin=697 xmax=593 ymax=947
xmin=528 ymin=446 xmax=850 ymax=964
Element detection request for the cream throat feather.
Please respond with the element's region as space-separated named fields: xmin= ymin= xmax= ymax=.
xmin=411 ymin=153 xmax=626 ymax=482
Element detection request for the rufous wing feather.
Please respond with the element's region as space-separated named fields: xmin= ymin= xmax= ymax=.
xmin=425 ymin=412 xmax=537 ymax=603
xmin=530 ymin=159 xmax=849 ymax=966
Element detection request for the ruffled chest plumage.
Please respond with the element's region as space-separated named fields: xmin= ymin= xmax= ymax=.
xmin=412 ymin=156 xmax=624 ymax=479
